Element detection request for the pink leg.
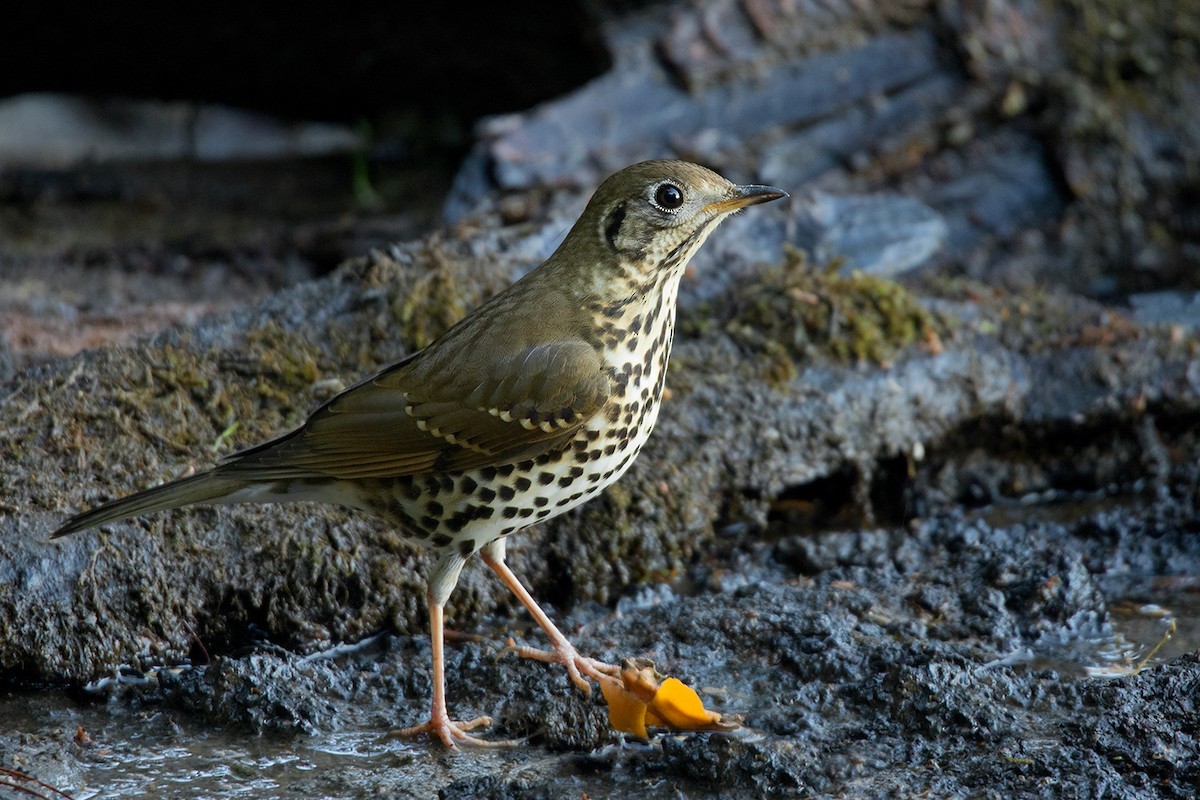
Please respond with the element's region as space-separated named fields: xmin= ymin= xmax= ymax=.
xmin=481 ymin=547 xmax=619 ymax=694
xmin=389 ymin=595 xmax=518 ymax=749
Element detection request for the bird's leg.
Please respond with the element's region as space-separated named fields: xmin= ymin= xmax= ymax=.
xmin=389 ymin=554 xmax=518 ymax=749
xmin=481 ymin=540 xmax=619 ymax=696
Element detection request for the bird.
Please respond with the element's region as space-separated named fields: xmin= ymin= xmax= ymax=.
xmin=51 ymin=160 xmax=787 ymax=749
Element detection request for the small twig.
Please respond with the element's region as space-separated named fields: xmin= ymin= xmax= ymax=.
xmin=0 ymin=767 xmax=76 ymax=800
xmin=1134 ymin=617 xmax=1177 ymax=674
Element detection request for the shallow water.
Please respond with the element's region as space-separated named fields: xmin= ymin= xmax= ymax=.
xmin=1 ymin=689 xmax=672 ymax=800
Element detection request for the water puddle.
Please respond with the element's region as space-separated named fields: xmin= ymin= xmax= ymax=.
xmin=0 ymin=695 xmax=529 ymax=800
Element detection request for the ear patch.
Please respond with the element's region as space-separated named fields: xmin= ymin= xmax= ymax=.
xmin=604 ymin=203 xmax=627 ymax=250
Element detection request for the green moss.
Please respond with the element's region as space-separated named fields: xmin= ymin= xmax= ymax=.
xmin=725 ymin=246 xmax=950 ymax=372
xmin=386 ymin=235 xmax=494 ymax=350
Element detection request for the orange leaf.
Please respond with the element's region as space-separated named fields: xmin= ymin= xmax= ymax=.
xmin=599 ymin=674 xmax=649 ymax=739
xmin=600 ymin=662 xmax=739 ymax=738
xmin=645 ymin=677 xmax=725 ymax=730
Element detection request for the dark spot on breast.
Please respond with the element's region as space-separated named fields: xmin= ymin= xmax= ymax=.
xmin=539 ymin=472 xmax=555 ymax=485
xmin=445 ymin=508 xmax=474 ymax=533
xmin=460 ymin=476 xmax=477 ymax=494
xmin=498 ymin=465 xmax=515 ymax=478
xmin=534 ymin=497 xmax=549 ymax=507
xmin=499 ymin=485 xmax=516 ymax=501
xmin=502 ymin=507 xmax=519 ymax=519
xmin=518 ymin=508 xmax=533 ymax=518
xmin=480 ymin=466 xmax=497 ymax=481
xmin=458 ymin=540 xmax=475 ymax=558
xmin=426 ymin=501 xmax=443 ymax=517
xmin=478 ymin=487 xmax=497 ymax=503
xmin=514 ymin=477 xmax=532 ymax=492
xmin=432 ymin=534 xmax=453 ymax=548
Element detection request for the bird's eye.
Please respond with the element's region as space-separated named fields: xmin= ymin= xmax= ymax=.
xmin=653 ymin=183 xmax=684 ymax=211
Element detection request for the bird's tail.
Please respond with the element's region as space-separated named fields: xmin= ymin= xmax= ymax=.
xmin=51 ymin=472 xmax=248 ymax=538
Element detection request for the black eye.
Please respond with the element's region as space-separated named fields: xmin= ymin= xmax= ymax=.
xmin=653 ymin=183 xmax=684 ymax=211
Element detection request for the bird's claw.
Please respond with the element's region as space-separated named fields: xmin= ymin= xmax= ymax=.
xmin=387 ymin=713 xmax=520 ymax=750
xmin=501 ymin=636 xmax=619 ymax=696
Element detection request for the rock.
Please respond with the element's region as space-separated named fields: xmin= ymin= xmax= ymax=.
xmin=792 ymin=191 xmax=948 ymax=277
xmin=445 ymin=29 xmax=946 ymax=217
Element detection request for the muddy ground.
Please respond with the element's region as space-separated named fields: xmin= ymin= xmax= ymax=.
xmin=2 ymin=2 xmax=1200 ymax=798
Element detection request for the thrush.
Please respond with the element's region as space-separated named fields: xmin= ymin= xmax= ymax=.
xmin=51 ymin=160 xmax=787 ymax=748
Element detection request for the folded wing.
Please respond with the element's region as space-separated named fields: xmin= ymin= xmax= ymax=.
xmin=219 ymin=339 xmax=609 ymax=480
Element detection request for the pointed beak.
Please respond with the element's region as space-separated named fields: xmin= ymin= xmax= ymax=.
xmin=703 ymin=184 xmax=789 ymax=215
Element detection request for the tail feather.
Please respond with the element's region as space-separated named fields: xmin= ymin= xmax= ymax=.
xmin=51 ymin=472 xmax=248 ymax=538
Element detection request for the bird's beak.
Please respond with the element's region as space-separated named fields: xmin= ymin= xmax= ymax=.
xmin=704 ymin=184 xmax=789 ymax=215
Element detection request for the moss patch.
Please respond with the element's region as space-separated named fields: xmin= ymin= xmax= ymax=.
xmin=358 ymin=232 xmax=512 ymax=351
xmin=712 ymin=246 xmax=950 ymax=376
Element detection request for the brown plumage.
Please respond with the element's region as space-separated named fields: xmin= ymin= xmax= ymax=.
xmin=52 ymin=160 xmax=786 ymax=748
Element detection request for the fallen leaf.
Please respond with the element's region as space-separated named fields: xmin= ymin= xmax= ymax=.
xmin=599 ymin=673 xmax=649 ymax=738
xmin=645 ymin=677 xmax=724 ymax=730
xmin=600 ymin=660 xmax=739 ymax=738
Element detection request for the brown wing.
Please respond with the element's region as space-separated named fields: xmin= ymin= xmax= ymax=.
xmin=219 ymin=339 xmax=609 ymax=480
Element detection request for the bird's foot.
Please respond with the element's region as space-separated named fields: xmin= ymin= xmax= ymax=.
xmin=502 ymin=636 xmax=620 ymax=696
xmin=387 ymin=713 xmax=520 ymax=750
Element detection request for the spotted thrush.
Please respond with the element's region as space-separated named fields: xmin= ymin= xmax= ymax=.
xmin=52 ymin=160 xmax=787 ymax=748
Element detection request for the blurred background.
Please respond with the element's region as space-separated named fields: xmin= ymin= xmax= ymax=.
xmin=2 ymin=0 xmax=1197 ymax=376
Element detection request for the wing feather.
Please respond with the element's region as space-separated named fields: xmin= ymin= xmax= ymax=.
xmin=220 ymin=338 xmax=608 ymax=481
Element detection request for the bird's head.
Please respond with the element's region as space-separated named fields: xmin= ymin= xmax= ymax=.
xmin=558 ymin=160 xmax=787 ymax=287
